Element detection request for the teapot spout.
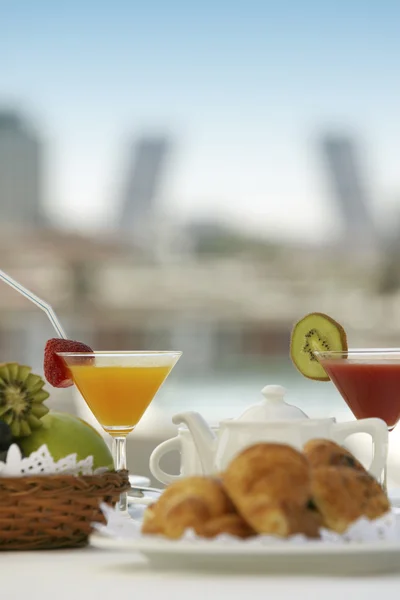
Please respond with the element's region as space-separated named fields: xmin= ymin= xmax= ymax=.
xmin=172 ymin=411 xmax=217 ymax=475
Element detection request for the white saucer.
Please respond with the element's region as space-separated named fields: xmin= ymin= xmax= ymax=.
xmin=129 ymin=475 xmax=151 ymax=488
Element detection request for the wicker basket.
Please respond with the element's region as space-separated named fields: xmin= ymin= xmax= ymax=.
xmin=0 ymin=470 xmax=130 ymax=551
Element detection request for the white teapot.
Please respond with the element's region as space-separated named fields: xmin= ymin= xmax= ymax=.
xmin=169 ymin=385 xmax=388 ymax=480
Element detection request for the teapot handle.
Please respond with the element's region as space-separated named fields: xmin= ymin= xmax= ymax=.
xmin=149 ymin=437 xmax=182 ymax=486
xmin=332 ymin=418 xmax=388 ymax=480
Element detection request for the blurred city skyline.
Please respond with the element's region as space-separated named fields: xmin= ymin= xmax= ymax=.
xmin=2 ymin=1 xmax=400 ymax=242
xmin=0 ymin=106 xmax=386 ymax=253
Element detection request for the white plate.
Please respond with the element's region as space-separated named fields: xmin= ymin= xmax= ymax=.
xmin=90 ymin=531 xmax=400 ymax=575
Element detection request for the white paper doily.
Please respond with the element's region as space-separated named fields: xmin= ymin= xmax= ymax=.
xmin=0 ymin=443 xmax=108 ymax=477
xmin=93 ymin=502 xmax=400 ymax=546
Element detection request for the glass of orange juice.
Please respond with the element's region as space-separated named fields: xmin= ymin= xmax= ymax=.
xmin=57 ymin=351 xmax=182 ymax=514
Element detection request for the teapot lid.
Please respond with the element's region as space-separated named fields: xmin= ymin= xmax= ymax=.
xmin=237 ymin=385 xmax=309 ymax=421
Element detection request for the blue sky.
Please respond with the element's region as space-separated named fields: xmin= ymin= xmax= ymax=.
xmin=1 ymin=0 xmax=400 ymax=240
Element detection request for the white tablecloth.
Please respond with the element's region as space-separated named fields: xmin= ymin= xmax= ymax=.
xmin=4 ymin=497 xmax=400 ymax=599
xmin=2 ymin=546 xmax=400 ymax=600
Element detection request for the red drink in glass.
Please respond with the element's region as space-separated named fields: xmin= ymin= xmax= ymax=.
xmin=322 ymin=359 xmax=400 ymax=431
xmin=315 ymin=349 xmax=400 ymax=489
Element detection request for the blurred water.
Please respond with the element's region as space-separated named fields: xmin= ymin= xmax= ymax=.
xmin=146 ymin=356 xmax=353 ymax=425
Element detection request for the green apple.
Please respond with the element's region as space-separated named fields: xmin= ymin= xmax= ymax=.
xmin=19 ymin=411 xmax=114 ymax=471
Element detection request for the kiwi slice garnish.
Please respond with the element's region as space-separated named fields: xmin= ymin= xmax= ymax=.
xmin=290 ymin=313 xmax=348 ymax=381
xmin=0 ymin=363 xmax=50 ymax=438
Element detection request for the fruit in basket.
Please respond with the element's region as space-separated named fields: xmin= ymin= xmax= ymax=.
xmin=19 ymin=411 xmax=114 ymax=470
xmin=290 ymin=312 xmax=348 ymax=381
xmin=0 ymin=421 xmax=12 ymax=452
xmin=0 ymin=421 xmax=13 ymax=462
xmin=44 ymin=338 xmax=93 ymax=388
xmin=0 ymin=363 xmax=50 ymax=438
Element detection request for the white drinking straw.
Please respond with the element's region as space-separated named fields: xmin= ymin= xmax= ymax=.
xmin=0 ymin=269 xmax=67 ymax=339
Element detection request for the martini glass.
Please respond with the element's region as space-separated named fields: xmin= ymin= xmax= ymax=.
xmin=57 ymin=350 xmax=182 ymax=514
xmin=314 ymin=349 xmax=400 ymax=490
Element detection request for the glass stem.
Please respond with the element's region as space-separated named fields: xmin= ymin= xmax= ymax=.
xmin=382 ymin=464 xmax=388 ymax=493
xmin=381 ymin=430 xmax=390 ymax=493
xmin=112 ymin=436 xmax=128 ymax=514
xmin=375 ymin=431 xmax=389 ymax=493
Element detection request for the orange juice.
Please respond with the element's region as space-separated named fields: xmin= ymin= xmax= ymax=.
xmin=68 ymin=364 xmax=172 ymax=434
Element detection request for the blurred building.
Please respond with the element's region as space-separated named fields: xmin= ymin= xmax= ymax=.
xmin=0 ymin=111 xmax=44 ymax=226
xmin=321 ymin=135 xmax=376 ymax=248
xmin=118 ymin=136 xmax=170 ymax=241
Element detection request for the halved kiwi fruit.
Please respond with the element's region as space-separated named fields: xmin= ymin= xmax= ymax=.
xmin=0 ymin=363 xmax=50 ymax=438
xmin=290 ymin=313 xmax=348 ymax=381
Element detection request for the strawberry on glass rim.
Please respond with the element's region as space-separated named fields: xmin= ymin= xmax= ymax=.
xmin=44 ymin=338 xmax=93 ymax=388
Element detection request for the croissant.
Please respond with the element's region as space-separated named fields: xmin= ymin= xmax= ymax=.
xmin=222 ymin=443 xmax=320 ymax=538
xmin=303 ymin=439 xmax=368 ymax=473
xmin=310 ymin=465 xmax=389 ymax=533
xmin=143 ymin=440 xmax=389 ymax=542
xmin=142 ymin=476 xmax=255 ymax=540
